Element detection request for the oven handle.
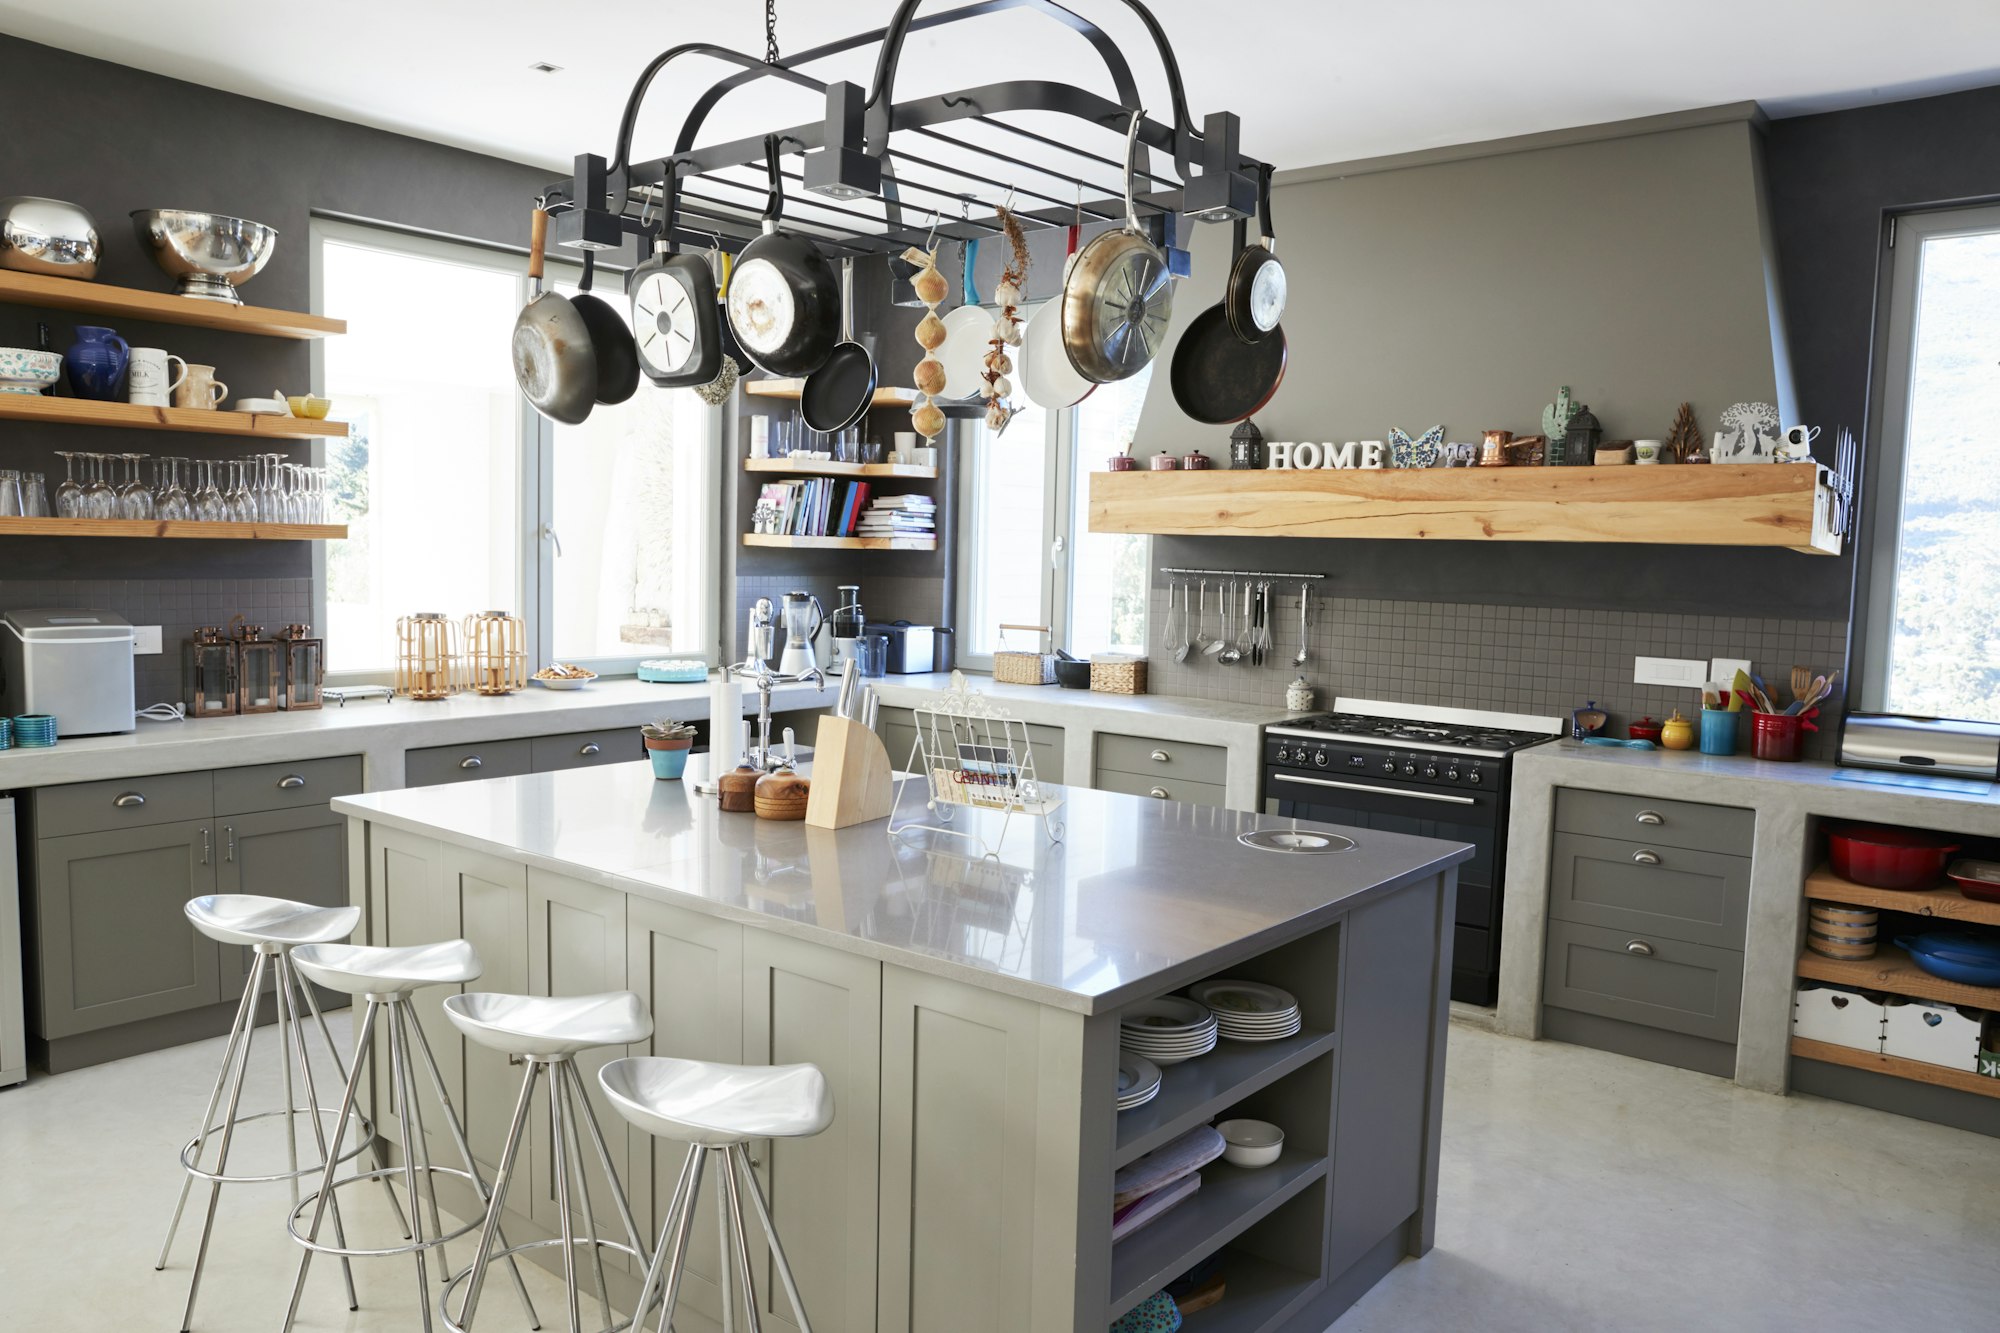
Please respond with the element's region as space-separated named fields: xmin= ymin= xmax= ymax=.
xmin=1272 ymin=773 xmax=1478 ymax=805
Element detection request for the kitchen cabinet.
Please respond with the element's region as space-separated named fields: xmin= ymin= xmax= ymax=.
xmin=366 ymin=824 xmax=457 ymax=1162
xmin=529 ymin=727 xmax=641 ymax=773
xmin=405 ymin=738 xmax=535 ymax=788
xmin=451 ymin=845 xmax=532 ymax=1179
xmin=873 ymin=705 xmax=1064 ymax=784
xmin=1543 ymin=919 xmax=1745 ymax=1044
xmin=215 ymin=805 xmax=352 ymax=997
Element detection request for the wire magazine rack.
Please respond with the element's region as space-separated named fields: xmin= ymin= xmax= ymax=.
xmin=889 ymin=673 xmax=1065 ymax=855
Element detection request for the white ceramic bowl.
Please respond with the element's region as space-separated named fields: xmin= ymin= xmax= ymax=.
xmin=1215 ymin=1118 xmax=1285 ymax=1168
xmin=233 ymin=396 xmax=291 ymax=414
xmin=0 ymin=346 xmax=61 ymax=393
xmin=533 ymin=672 xmax=596 ymax=691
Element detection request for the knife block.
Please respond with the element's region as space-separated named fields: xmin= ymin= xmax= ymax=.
xmin=805 ymin=715 xmax=895 ymax=829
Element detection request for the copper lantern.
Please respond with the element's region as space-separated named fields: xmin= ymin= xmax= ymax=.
xmin=184 ymin=626 xmax=237 ymax=717
xmin=232 ymin=621 xmax=282 ymax=715
xmin=462 ymin=610 xmax=526 ymax=696
xmin=395 ymin=612 xmax=460 ymax=700
xmin=278 ymin=624 xmax=325 ymax=711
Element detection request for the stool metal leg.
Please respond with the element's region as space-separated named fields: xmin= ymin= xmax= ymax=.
xmin=547 ymin=1061 xmax=585 ymax=1333
xmin=717 ymin=1158 xmax=735 ymax=1333
xmin=731 ymin=1145 xmax=812 ymax=1333
xmin=155 ymin=945 xmax=261 ymax=1272
xmin=395 ymin=1004 xmax=450 ymax=1295
xmin=282 ymin=999 xmax=380 ymax=1331
xmin=388 ymin=999 xmax=438 ymax=1333
xmin=274 ymin=951 xmax=301 ymax=1211
xmin=273 ymin=953 xmax=359 ymax=1313
xmin=561 ymin=1060 xmax=651 ymax=1271
xmin=555 ymin=1059 xmax=613 ymax=1321
xmin=720 ymin=1147 xmax=763 ymax=1333
xmin=297 ymin=955 xmax=411 ymax=1239
xmin=177 ymin=948 xmax=266 ymax=1333
xmin=451 ymin=1055 xmax=541 ymax=1331
xmin=630 ymin=1143 xmax=705 ymax=1333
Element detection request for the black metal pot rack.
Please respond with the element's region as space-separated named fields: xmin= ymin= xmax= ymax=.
xmin=538 ymin=0 xmax=1269 ymax=263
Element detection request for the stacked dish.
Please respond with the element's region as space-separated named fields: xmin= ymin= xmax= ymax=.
xmin=1188 ymin=980 xmax=1303 ymax=1041
xmin=1120 ymin=997 xmax=1218 ymax=1065
xmin=11 ymin=713 xmax=57 ymax=748
xmin=1116 ymin=1053 xmax=1163 ymax=1112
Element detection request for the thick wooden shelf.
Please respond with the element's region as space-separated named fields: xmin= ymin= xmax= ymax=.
xmin=1796 ymin=944 xmax=2000 ymax=1010
xmin=1115 ymin=1030 xmax=1336 ymax=1169
xmin=744 ymin=457 xmax=937 ymax=480
xmin=0 ymin=269 xmax=344 ymax=339
xmin=0 ymin=518 xmax=346 ymax=540
xmin=1088 ymin=462 xmax=1840 ymax=555
xmin=1790 ymin=1036 xmax=1999 ymax=1100
xmin=742 ymin=533 xmax=936 ymax=551
xmin=1805 ymin=864 xmax=2000 ymax=928
xmin=743 ymin=378 xmax=918 ymax=407
xmin=0 ymin=393 xmax=346 ymax=439
xmin=1109 ymin=1152 xmax=1326 ymax=1321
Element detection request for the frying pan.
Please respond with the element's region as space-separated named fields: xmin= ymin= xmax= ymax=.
xmin=1019 ymin=223 xmax=1095 ymax=411
xmin=512 ymin=207 xmax=598 ymax=426
xmin=800 ymin=258 xmax=877 ymax=433
xmin=1170 ymin=300 xmax=1287 ymax=425
xmin=1226 ymin=166 xmax=1286 ymax=344
xmin=572 ymin=250 xmax=640 ymax=405
xmin=1061 ymin=112 xmax=1174 ymax=383
xmin=727 ymin=135 xmax=840 ymax=377
xmin=627 ymin=226 xmax=720 ymax=390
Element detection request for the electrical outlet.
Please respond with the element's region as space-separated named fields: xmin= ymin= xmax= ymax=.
xmin=1711 ymin=657 xmax=1752 ymax=685
xmin=1633 ymin=655 xmax=1707 ymax=688
xmin=132 ymin=625 xmax=163 ymax=655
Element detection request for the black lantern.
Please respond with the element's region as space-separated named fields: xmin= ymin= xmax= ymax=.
xmin=1230 ymin=420 xmax=1265 ymax=470
xmin=1561 ymin=405 xmax=1602 ymax=467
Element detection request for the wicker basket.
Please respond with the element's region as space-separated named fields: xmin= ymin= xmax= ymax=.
xmin=992 ymin=624 xmax=1056 ymax=685
xmin=1090 ymin=654 xmax=1147 ymax=695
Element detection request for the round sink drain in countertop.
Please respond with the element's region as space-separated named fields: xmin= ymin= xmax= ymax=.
xmin=1237 ymin=828 xmax=1355 ymax=854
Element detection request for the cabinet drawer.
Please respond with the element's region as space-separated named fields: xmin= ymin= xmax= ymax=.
xmin=531 ymin=728 xmax=641 ymax=773
xmin=35 ymin=770 xmax=213 ymax=838
xmin=214 ymin=756 xmax=364 ymax=816
xmin=405 ymin=738 xmax=534 ymax=788
xmin=1543 ymin=919 xmax=1742 ymax=1044
xmin=1548 ymin=831 xmax=1749 ymax=949
xmin=1092 ymin=767 xmax=1226 ymax=809
xmin=1555 ymin=788 xmax=1752 ymax=855
xmin=1096 ymin=732 xmax=1226 ymax=784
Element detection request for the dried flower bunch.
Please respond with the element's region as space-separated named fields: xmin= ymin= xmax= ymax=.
xmin=980 ymin=206 xmax=1031 ymax=434
xmin=905 ymin=245 xmax=949 ymax=441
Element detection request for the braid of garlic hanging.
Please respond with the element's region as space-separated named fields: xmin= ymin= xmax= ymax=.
xmin=981 ymin=205 xmax=1029 ymax=434
xmin=906 ymin=245 xmax=948 ymax=441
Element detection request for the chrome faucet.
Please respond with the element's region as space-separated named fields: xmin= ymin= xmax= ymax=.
xmin=728 ymin=597 xmax=825 ymax=772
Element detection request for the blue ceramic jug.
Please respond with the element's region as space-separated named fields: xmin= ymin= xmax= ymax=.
xmin=65 ymin=325 xmax=129 ymax=401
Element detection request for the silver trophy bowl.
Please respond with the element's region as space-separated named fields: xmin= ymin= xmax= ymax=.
xmin=131 ymin=208 xmax=278 ymax=304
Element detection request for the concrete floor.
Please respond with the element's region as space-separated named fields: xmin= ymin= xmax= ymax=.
xmin=2 ymin=1014 xmax=1996 ymax=1331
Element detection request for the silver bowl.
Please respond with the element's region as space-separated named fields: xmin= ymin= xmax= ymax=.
xmin=0 ymin=196 xmax=101 ymax=279
xmin=130 ymin=208 xmax=278 ymax=304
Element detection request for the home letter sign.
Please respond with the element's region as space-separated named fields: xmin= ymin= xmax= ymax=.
xmin=1268 ymin=440 xmax=1385 ymax=469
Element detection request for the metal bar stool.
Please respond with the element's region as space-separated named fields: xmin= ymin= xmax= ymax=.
xmin=281 ymin=941 xmax=543 ymax=1333
xmin=599 ymin=1056 xmax=834 ymax=1333
xmin=440 ymin=991 xmax=655 ymax=1333
xmin=159 ymin=894 xmax=389 ymax=1333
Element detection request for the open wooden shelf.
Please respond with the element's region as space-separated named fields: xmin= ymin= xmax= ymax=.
xmin=744 ymin=378 xmax=918 ymax=407
xmin=1115 ymin=1031 xmax=1336 ymax=1169
xmin=744 ymin=457 xmax=937 ymax=480
xmin=1790 ymin=1036 xmax=2000 ymax=1101
xmin=742 ymin=533 xmax=935 ymax=551
xmin=0 ymin=518 xmax=346 ymax=540
xmin=1109 ymin=1152 xmax=1326 ymax=1321
xmin=1805 ymin=864 xmax=2000 ymax=928
xmin=0 ymin=393 xmax=346 ymax=439
xmin=1796 ymin=944 xmax=2000 ymax=1011
xmin=0 ymin=270 xmax=344 ymax=339
xmin=1088 ymin=462 xmax=1840 ymax=555
xmin=1177 ymin=1250 xmax=1322 ymax=1333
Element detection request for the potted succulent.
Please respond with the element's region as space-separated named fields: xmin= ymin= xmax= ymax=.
xmin=641 ymin=719 xmax=698 ymax=780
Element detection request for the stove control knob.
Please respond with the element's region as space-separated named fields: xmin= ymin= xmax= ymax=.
xmin=1446 ymin=767 xmax=1461 ymax=781
xmin=1402 ymin=762 xmax=1417 ymax=776
xmin=1382 ymin=759 xmax=1397 ymax=774
xmin=1424 ymin=764 xmax=1438 ymax=778
xmin=1276 ymin=747 xmax=1290 ymax=764
xmin=1313 ymin=749 xmax=1331 ymax=768
xmin=1469 ymin=769 xmax=1483 ymax=784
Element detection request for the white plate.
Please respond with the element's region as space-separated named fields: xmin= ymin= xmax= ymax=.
xmin=1018 ymin=300 xmax=1094 ymax=411
xmin=1218 ymin=1020 xmax=1303 ymax=1042
xmin=1116 ymin=1052 xmax=1162 ymax=1097
xmin=934 ymin=303 xmax=992 ymax=401
xmin=1189 ymin=980 xmax=1299 ymax=1018
xmin=1117 ymin=1084 xmax=1159 ymax=1111
xmin=1121 ymin=996 xmax=1212 ymax=1030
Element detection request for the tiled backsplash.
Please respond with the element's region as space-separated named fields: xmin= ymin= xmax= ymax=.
xmin=1145 ymin=585 xmax=1848 ymax=757
xmin=0 ymin=578 xmax=312 ymax=708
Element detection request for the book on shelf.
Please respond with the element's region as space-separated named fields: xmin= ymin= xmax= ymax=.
xmin=1110 ymin=1171 xmax=1200 ymax=1242
xmin=757 ymin=478 xmax=941 ymax=539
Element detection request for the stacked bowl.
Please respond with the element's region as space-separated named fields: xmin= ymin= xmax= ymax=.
xmin=11 ymin=714 xmax=56 ymax=748
xmin=1188 ymin=980 xmax=1303 ymax=1041
xmin=1119 ymin=997 xmax=1218 ymax=1065
xmin=1115 ymin=1053 xmax=1163 ymax=1112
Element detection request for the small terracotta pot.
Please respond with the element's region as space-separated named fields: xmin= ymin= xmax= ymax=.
xmin=1106 ymin=455 xmax=1136 ymax=471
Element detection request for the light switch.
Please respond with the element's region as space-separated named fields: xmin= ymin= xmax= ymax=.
xmin=133 ymin=625 xmax=163 ymax=655
xmin=1711 ymin=657 xmax=1752 ymax=685
xmin=1633 ymin=655 xmax=1707 ymax=688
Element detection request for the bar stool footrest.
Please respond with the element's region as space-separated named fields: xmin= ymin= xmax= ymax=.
xmin=439 ymin=1235 xmax=647 ymax=1333
xmin=177 ymin=1107 xmax=378 ymax=1185
xmin=287 ymin=1164 xmax=485 ymax=1258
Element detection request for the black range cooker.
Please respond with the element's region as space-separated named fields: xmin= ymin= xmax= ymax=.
xmin=1263 ymin=706 xmax=1560 ymax=1005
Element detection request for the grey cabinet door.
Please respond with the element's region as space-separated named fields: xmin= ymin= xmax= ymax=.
xmin=366 ymin=827 xmax=457 ymax=1158
xmin=1547 ymin=831 xmax=1750 ymax=949
xmin=404 ymin=738 xmax=535 ymax=788
xmin=456 ymin=846 xmax=532 ymax=1186
xmin=1543 ymin=919 xmax=1744 ymax=1043
xmin=34 ymin=819 xmax=220 ymax=1038
xmin=1091 ymin=766 xmax=1226 ymax=809
xmin=216 ymin=806 xmax=350 ymax=997
xmin=1554 ymin=788 xmax=1754 ymax=856
xmin=530 ymin=728 xmax=643 ymax=773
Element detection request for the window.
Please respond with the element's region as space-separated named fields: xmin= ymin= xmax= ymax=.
xmin=1862 ymin=205 xmax=2000 ymax=722
xmin=956 ymin=321 xmax=1151 ymax=665
xmin=311 ymin=221 xmax=718 ymax=679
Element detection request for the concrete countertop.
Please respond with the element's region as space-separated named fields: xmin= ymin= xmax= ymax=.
xmin=337 ymin=755 xmax=1470 ymax=1014
xmin=1498 ymin=740 xmax=2000 ymax=1094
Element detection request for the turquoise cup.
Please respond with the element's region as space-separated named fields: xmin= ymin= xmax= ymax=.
xmin=1699 ymin=708 xmax=1737 ymax=756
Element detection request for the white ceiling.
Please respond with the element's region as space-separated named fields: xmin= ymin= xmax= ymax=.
xmin=5 ymin=0 xmax=1999 ymax=175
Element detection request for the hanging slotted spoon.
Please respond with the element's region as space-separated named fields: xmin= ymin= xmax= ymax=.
xmin=1174 ymin=581 xmax=1191 ymax=661
xmin=1194 ymin=579 xmax=1217 ymax=654
xmin=1293 ymin=581 xmax=1311 ymax=666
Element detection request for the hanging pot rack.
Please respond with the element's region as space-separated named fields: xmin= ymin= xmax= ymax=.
xmin=539 ymin=0 xmax=1270 ymax=264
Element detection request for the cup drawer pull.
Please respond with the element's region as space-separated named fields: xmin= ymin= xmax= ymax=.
xmin=460 ymin=756 xmax=483 ymax=770
xmin=1632 ymin=850 xmax=1661 ymax=865
xmin=1626 ymin=940 xmax=1655 ymax=956
xmin=1635 ymin=810 xmax=1664 ymax=825
xmin=277 ymin=775 xmax=307 ymax=790
xmin=580 ymin=743 xmax=601 ymax=756
xmin=1150 ymin=749 xmax=1171 ymax=763
xmin=113 ymin=792 xmax=146 ymax=808
xmin=1148 ymin=787 xmax=1169 ymax=799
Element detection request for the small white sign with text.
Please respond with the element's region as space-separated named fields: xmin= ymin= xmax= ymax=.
xmin=1267 ymin=441 xmax=1387 ymax=470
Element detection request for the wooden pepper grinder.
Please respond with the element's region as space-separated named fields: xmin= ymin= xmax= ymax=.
xmin=754 ymin=727 xmax=811 ymax=821
xmin=717 ymin=719 xmax=761 ymax=813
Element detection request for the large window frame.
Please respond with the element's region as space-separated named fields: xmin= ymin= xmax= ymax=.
xmin=308 ymin=218 xmax=721 ymax=685
xmin=1858 ymin=202 xmax=2000 ymax=719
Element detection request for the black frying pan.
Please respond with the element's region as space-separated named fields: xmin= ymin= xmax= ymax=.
xmin=800 ymin=258 xmax=877 ymax=433
xmin=1225 ymin=165 xmax=1286 ymax=345
xmin=628 ymin=225 xmax=721 ymax=389
xmin=728 ymin=135 xmax=839 ymax=377
xmin=1170 ymin=301 xmax=1287 ymax=425
xmin=572 ymin=250 xmax=640 ymax=405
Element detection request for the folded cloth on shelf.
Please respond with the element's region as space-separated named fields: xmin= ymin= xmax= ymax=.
xmin=1112 ymin=1124 xmax=1225 ymax=1210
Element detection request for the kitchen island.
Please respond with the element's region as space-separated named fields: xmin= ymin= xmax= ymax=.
xmin=335 ymin=758 xmax=1469 ymax=1333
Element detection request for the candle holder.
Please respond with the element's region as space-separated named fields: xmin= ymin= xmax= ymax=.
xmin=184 ymin=626 xmax=237 ymax=718
xmin=277 ymin=624 xmax=325 ymax=711
xmin=462 ymin=610 xmax=526 ymax=696
xmin=395 ymin=612 xmax=461 ymax=700
xmin=232 ymin=619 xmax=282 ymax=715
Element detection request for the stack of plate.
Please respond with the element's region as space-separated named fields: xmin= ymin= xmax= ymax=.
xmin=1120 ymin=997 xmax=1218 ymax=1065
xmin=10 ymin=713 xmax=56 ymax=749
xmin=1116 ymin=1053 xmax=1163 ymax=1112
xmin=1189 ymin=980 xmax=1303 ymax=1041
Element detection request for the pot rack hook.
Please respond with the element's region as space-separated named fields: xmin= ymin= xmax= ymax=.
xmin=923 ymin=209 xmax=940 ymax=251
xmin=760 ymin=132 xmax=784 ymax=225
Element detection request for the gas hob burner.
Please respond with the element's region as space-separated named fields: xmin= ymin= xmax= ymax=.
xmin=1269 ymin=708 xmax=1560 ymax=756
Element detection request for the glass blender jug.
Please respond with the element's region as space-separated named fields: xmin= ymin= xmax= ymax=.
xmin=829 ymin=585 xmax=864 ymax=675
xmin=778 ymin=590 xmax=826 ymax=676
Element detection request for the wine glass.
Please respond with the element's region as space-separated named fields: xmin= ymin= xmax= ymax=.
xmin=118 ymin=453 xmax=154 ymax=519
xmin=157 ymin=457 xmax=190 ymax=521
xmin=194 ymin=459 xmax=226 ymax=522
xmin=0 ymin=469 xmax=21 ymax=519
xmin=223 ymin=458 xmax=251 ymax=522
xmin=54 ymin=452 xmax=82 ymax=517
xmin=82 ymin=453 xmax=115 ymax=519
xmin=21 ymin=471 xmax=47 ymax=517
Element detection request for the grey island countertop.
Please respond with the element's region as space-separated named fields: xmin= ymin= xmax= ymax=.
xmin=335 ymin=756 xmax=1471 ymax=1014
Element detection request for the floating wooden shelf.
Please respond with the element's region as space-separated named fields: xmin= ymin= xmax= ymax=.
xmin=744 ymin=378 xmax=918 ymax=407
xmin=1088 ymin=462 xmax=1841 ymax=555
xmin=0 ymin=393 xmax=346 ymax=439
xmin=744 ymin=457 xmax=937 ymax=479
xmin=0 ymin=270 xmax=344 ymax=339
xmin=1114 ymin=1030 xmax=1336 ymax=1169
xmin=742 ymin=533 xmax=936 ymax=551
xmin=1790 ymin=1036 xmax=1999 ymax=1101
xmin=0 ymin=518 xmax=346 ymax=540
xmin=1804 ymin=864 xmax=2000 ymax=928
xmin=1795 ymin=944 xmax=2000 ymax=1011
